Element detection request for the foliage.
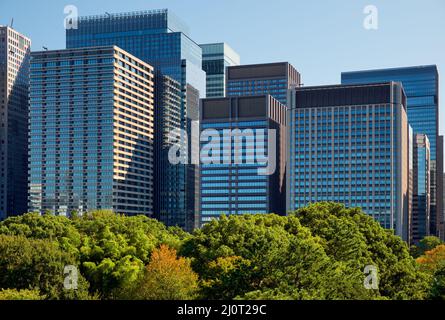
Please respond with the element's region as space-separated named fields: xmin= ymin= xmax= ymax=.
xmin=0 ymin=204 xmax=438 ymax=300
xmin=0 ymin=289 xmax=45 ymax=300
xmin=416 ymin=245 xmax=445 ymax=300
xmin=121 ymin=245 xmax=198 ymax=300
xmin=411 ymin=236 xmax=443 ymax=258
xmin=0 ymin=211 xmax=183 ymax=299
xmin=429 ymin=264 xmax=445 ymax=300
xmin=0 ymin=234 xmax=91 ymax=300
xmin=292 ymin=202 xmax=431 ymax=300
xmin=181 ymin=213 xmax=377 ymax=300
xmin=416 ymin=245 xmax=445 ymax=272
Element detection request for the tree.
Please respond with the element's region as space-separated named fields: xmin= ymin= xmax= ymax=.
xmin=0 ymin=289 xmax=45 ymax=300
xmin=181 ymin=214 xmax=377 ymax=300
xmin=416 ymin=245 xmax=445 ymax=273
xmin=0 ymin=211 xmax=184 ymax=299
xmin=416 ymin=245 xmax=445 ymax=300
xmin=291 ymin=202 xmax=431 ymax=300
xmin=123 ymin=245 xmax=198 ymax=300
xmin=0 ymin=234 xmax=91 ymax=300
xmin=411 ymin=236 xmax=443 ymax=258
xmin=429 ymin=264 xmax=445 ymax=300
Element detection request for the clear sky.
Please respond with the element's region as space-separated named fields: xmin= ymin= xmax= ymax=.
xmin=1 ymin=0 xmax=445 ymax=133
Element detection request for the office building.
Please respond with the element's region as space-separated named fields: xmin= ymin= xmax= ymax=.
xmin=411 ymin=134 xmax=430 ymax=244
xmin=342 ymin=66 xmax=443 ymax=237
xmin=67 ymin=9 xmax=206 ymax=231
xmin=0 ymin=26 xmax=31 ymax=219
xmin=288 ymin=82 xmax=410 ymax=240
xmin=443 ymin=172 xmax=445 ymax=240
xmin=200 ymin=43 xmax=240 ymax=98
xmin=29 ymin=46 xmax=154 ymax=216
xmin=200 ymin=95 xmax=287 ymax=225
xmin=226 ymin=62 xmax=300 ymax=105
xmin=155 ymin=75 xmax=183 ymax=226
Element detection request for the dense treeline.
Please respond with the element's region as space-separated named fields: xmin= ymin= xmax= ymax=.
xmin=0 ymin=203 xmax=443 ymax=300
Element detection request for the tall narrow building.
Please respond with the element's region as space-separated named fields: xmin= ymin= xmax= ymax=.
xmin=226 ymin=62 xmax=300 ymax=105
xmin=0 ymin=26 xmax=31 ymax=220
xmin=437 ymin=136 xmax=444 ymax=240
xmin=200 ymin=95 xmax=287 ymax=226
xmin=288 ymin=82 xmax=410 ymax=240
xmin=200 ymin=43 xmax=240 ymax=98
xmin=66 ymin=9 xmax=206 ymax=231
xmin=342 ymin=66 xmax=442 ymax=238
xmin=29 ymin=46 xmax=154 ymax=216
xmin=412 ymin=134 xmax=431 ymax=244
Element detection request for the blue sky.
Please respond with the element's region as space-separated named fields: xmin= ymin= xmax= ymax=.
xmin=1 ymin=0 xmax=445 ymax=133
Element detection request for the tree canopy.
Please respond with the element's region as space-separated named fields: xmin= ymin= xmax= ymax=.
xmin=0 ymin=204 xmax=438 ymax=300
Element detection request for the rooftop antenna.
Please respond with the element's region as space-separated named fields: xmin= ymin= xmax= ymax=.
xmin=10 ymin=18 xmax=14 ymax=29
xmin=42 ymin=46 xmax=48 ymax=51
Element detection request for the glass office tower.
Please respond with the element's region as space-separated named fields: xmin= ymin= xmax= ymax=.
xmin=66 ymin=9 xmax=206 ymax=230
xmin=200 ymin=95 xmax=287 ymax=226
xmin=226 ymin=62 xmax=300 ymax=105
xmin=439 ymin=136 xmax=444 ymax=240
xmin=200 ymin=43 xmax=240 ymax=98
xmin=412 ymin=134 xmax=431 ymax=244
xmin=0 ymin=26 xmax=31 ymax=220
xmin=288 ymin=82 xmax=410 ymax=240
xmin=29 ymin=46 xmax=155 ymax=216
xmin=342 ymin=66 xmax=442 ymax=237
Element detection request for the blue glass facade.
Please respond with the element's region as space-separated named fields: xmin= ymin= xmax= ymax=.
xmin=67 ymin=9 xmax=206 ymax=230
xmin=66 ymin=10 xmax=205 ymax=100
xmin=200 ymin=121 xmax=269 ymax=223
xmin=29 ymin=46 xmax=155 ymax=216
xmin=288 ymin=83 xmax=410 ymax=240
xmin=0 ymin=26 xmax=31 ymax=219
xmin=226 ymin=62 xmax=300 ymax=105
xmin=342 ymin=66 xmax=439 ymax=160
xmin=200 ymin=43 xmax=240 ymax=98
xmin=200 ymin=96 xmax=287 ymax=226
xmin=412 ymin=134 xmax=431 ymax=243
xmin=341 ymin=66 xmax=442 ymax=236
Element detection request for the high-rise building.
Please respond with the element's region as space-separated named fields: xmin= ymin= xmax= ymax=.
xmin=66 ymin=9 xmax=206 ymax=231
xmin=408 ymin=126 xmax=414 ymax=243
xmin=437 ymin=136 xmax=444 ymax=240
xmin=226 ymin=62 xmax=300 ymax=105
xmin=443 ymin=172 xmax=445 ymax=240
xmin=200 ymin=43 xmax=240 ymax=98
xmin=29 ymin=46 xmax=154 ymax=216
xmin=155 ymin=75 xmax=182 ymax=226
xmin=0 ymin=26 xmax=31 ymax=220
xmin=200 ymin=95 xmax=287 ymax=226
xmin=412 ymin=134 xmax=431 ymax=244
xmin=341 ymin=66 xmax=442 ymax=238
xmin=288 ymin=82 xmax=410 ymax=240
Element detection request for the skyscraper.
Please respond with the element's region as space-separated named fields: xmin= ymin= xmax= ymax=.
xmin=155 ymin=75 xmax=182 ymax=226
xmin=288 ymin=82 xmax=410 ymax=240
xmin=29 ymin=46 xmax=154 ymax=216
xmin=66 ymin=9 xmax=206 ymax=230
xmin=200 ymin=43 xmax=240 ymax=98
xmin=200 ymin=95 xmax=287 ymax=226
xmin=226 ymin=62 xmax=300 ymax=105
xmin=412 ymin=134 xmax=431 ymax=244
xmin=341 ymin=66 xmax=442 ymax=238
xmin=0 ymin=26 xmax=31 ymax=220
